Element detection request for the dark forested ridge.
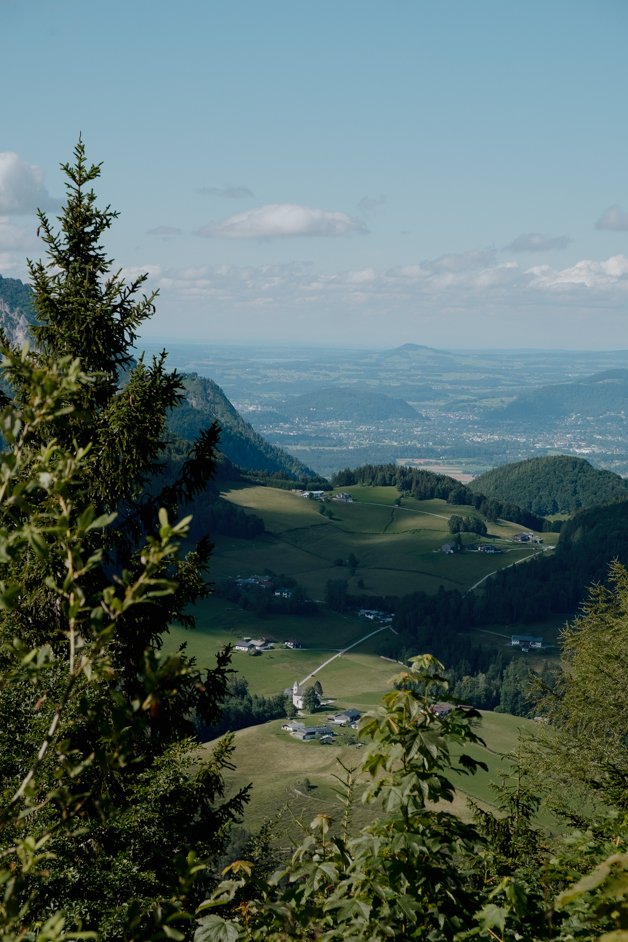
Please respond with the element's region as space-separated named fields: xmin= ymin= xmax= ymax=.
xmin=470 ymin=454 xmax=628 ymax=515
xmin=0 ymin=273 xmax=314 ymax=482
xmin=391 ymin=498 xmax=628 ymax=649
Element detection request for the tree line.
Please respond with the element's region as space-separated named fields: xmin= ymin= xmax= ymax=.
xmin=331 ymin=463 xmax=562 ymax=531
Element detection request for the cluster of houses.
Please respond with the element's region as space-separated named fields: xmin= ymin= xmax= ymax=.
xmin=357 ymin=608 xmax=393 ymax=623
xmin=512 ymin=532 xmax=544 ymax=544
xmin=292 ymin=490 xmax=354 ymax=503
xmin=511 ymin=634 xmax=544 ymax=651
xmin=234 ymin=637 xmax=304 ymax=654
xmin=441 ymin=542 xmax=504 ymax=555
xmin=235 ymin=574 xmax=273 ymax=589
xmin=282 ymin=707 xmax=362 ymax=742
xmin=234 ymin=575 xmax=294 ymax=598
xmin=234 ymin=638 xmax=274 ymax=655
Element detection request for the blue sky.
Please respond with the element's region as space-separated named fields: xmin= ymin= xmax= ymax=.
xmin=2 ymin=0 xmax=628 ymax=348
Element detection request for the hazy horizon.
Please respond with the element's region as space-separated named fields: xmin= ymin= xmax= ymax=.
xmin=3 ymin=0 xmax=628 ymax=350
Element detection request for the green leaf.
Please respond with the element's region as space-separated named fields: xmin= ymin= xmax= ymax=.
xmin=194 ymin=915 xmax=241 ymax=942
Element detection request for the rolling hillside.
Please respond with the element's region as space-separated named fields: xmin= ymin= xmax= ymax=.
xmin=212 ymin=482 xmax=553 ymax=600
xmin=470 ymin=455 xmax=628 ymax=515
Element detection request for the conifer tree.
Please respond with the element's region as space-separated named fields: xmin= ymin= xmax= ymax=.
xmin=0 ymin=142 xmax=245 ymax=938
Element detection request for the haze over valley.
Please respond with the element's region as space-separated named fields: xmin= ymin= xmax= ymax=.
xmin=143 ymin=339 xmax=628 ymax=479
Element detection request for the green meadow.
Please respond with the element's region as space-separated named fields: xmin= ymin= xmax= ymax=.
xmin=166 ymin=481 xmax=558 ymax=694
xmin=169 ymin=480 xmax=550 ymax=846
xmin=167 ymin=596 xmax=399 ymax=697
xmin=213 ymin=483 xmax=557 ymax=599
xmin=204 ymin=708 xmax=536 ymax=846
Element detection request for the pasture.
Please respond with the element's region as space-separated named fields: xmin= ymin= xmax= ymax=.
xmin=206 ymin=708 xmax=536 ymax=846
xmin=166 ymin=597 xmax=400 ymax=698
xmin=215 ymin=483 xmax=557 ymax=599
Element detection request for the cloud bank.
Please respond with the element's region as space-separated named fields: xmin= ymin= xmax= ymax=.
xmin=148 ymin=251 xmax=628 ymax=311
xmin=197 ymin=203 xmax=368 ymax=239
xmin=0 ymin=152 xmax=59 ymax=214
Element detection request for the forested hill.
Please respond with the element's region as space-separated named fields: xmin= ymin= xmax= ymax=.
xmin=332 ymin=462 xmax=556 ymax=531
xmin=171 ymin=372 xmax=316 ymax=480
xmin=498 ymin=368 xmax=628 ymax=420
xmin=470 ymin=455 xmax=628 ymax=515
xmin=469 ymin=498 xmax=628 ymax=624
xmin=282 ymin=386 xmax=422 ymax=421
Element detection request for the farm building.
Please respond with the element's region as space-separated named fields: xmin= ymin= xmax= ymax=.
xmin=328 ymin=709 xmax=361 ymax=726
xmin=511 ymin=635 xmax=543 ymax=649
xmin=292 ymin=725 xmax=333 ymax=741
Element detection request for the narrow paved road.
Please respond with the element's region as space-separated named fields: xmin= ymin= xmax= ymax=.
xmin=299 ymin=625 xmax=391 ymax=686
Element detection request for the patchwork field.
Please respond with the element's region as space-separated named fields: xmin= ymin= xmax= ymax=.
xmin=213 ymin=483 xmax=557 ymax=599
xmin=170 ymin=481 xmax=551 ymax=847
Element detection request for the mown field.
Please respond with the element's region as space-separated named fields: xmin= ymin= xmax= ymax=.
xmin=171 ymin=482 xmax=552 ymax=847
xmin=213 ymin=483 xmax=558 ymax=599
xmin=167 ymin=481 xmax=559 ymax=686
xmin=167 ymin=596 xmax=400 ymax=696
xmin=203 ymin=708 xmax=536 ymax=849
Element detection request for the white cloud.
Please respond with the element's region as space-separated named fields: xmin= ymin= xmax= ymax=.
xmin=596 ymin=204 xmax=628 ymax=231
xmin=138 ymin=248 xmax=628 ymax=349
xmin=528 ymin=255 xmax=628 ymax=289
xmin=197 ymin=203 xmax=368 ymax=239
xmin=197 ymin=185 xmax=254 ymax=199
xmin=151 ymin=252 xmax=628 ymax=315
xmin=0 ymin=217 xmax=37 ymax=251
xmin=0 ymin=152 xmax=59 ymax=214
xmin=506 ymin=232 xmax=571 ymax=252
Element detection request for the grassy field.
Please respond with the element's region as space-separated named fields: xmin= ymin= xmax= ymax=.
xmin=167 ymin=597 xmax=400 ymax=697
xmin=215 ymin=483 xmax=557 ymax=600
xmin=164 ymin=481 xmax=560 ymax=697
xmin=203 ymin=708 xmax=536 ymax=848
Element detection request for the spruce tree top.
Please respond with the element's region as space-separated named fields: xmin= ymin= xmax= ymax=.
xmin=28 ymin=138 xmax=156 ymax=402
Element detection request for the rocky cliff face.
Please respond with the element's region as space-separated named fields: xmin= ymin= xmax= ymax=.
xmin=0 ymin=298 xmax=32 ymax=346
xmin=0 ymin=274 xmax=36 ymax=346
